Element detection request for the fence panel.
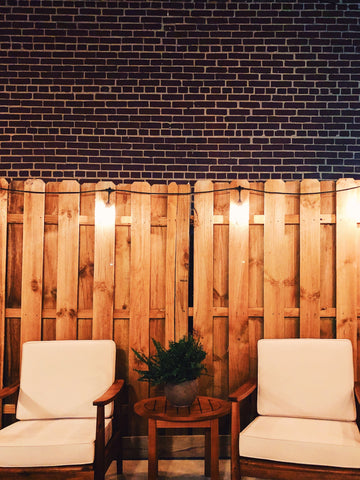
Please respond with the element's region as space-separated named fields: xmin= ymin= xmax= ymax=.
xmin=0 ymin=178 xmax=360 ymax=434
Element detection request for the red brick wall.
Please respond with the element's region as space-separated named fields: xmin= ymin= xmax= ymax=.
xmin=0 ymin=1 xmax=359 ymax=183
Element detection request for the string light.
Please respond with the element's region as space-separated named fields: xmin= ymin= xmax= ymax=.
xmin=0 ymin=183 xmax=359 ymax=198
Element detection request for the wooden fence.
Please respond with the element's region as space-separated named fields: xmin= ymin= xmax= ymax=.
xmin=0 ymin=178 xmax=359 ymax=434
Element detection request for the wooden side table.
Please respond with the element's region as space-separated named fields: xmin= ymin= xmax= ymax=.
xmin=134 ymin=395 xmax=230 ymax=480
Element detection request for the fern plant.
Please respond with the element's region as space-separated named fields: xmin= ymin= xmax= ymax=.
xmin=132 ymin=335 xmax=207 ymax=386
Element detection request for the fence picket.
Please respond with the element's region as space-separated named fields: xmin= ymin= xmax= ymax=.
xmin=300 ymin=179 xmax=321 ymax=338
xmin=165 ymin=183 xmax=177 ymax=344
xmin=193 ymin=180 xmax=214 ymax=396
xmin=92 ymin=182 xmax=116 ymax=339
xmin=78 ymin=183 xmax=96 ymax=340
xmin=129 ymin=182 xmax=151 ymax=408
xmin=56 ymin=181 xmax=80 ymax=340
xmin=174 ymin=184 xmax=191 ymax=341
xmin=320 ymin=181 xmax=336 ymax=339
xmin=43 ymin=182 xmax=59 ymax=340
xmin=229 ymin=180 xmax=250 ymax=391
xmin=0 ymin=179 xmax=8 ymax=408
xmin=264 ymin=180 xmax=286 ymax=338
xmin=336 ymin=178 xmax=359 ymax=376
xmin=20 ymin=180 xmax=45 ymax=346
xmin=248 ymin=182 xmax=264 ymax=376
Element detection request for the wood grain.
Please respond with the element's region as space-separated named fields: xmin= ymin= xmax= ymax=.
xmin=20 ymin=179 xmax=45 ymax=346
xmin=229 ymin=180 xmax=250 ymax=391
xmin=56 ymin=181 xmax=80 ymax=340
xmin=92 ymin=181 xmax=116 ymax=339
xmin=300 ymin=179 xmax=320 ymax=338
xmin=264 ymin=180 xmax=286 ymax=339
xmin=129 ymin=182 xmax=151 ymax=407
xmin=336 ymin=178 xmax=358 ymax=377
xmin=193 ymin=180 xmax=214 ymax=396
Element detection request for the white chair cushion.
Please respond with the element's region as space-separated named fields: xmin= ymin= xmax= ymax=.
xmin=257 ymin=338 xmax=356 ymax=421
xmin=0 ymin=418 xmax=112 ymax=467
xmin=240 ymin=416 xmax=360 ymax=469
xmin=16 ymin=340 xmax=116 ymax=420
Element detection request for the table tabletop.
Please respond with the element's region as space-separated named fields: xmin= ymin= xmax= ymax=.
xmin=134 ymin=395 xmax=230 ymax=422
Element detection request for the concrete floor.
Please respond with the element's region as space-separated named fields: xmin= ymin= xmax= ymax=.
xmin=106 ymin=459 xmax=258 ymax=479
xmin=106 ymin=459 xmax=229 ymax=478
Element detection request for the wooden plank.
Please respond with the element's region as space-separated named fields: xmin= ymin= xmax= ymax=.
xmin=336 ymin=178 xmax=358 ymax=377
xmin=92 ymin=181 xmax=116 ymax=339
xmin=213 ymin=183 xmax=230 ymax=398
xmin=174 ymin=184 xmax=191 ymax=341
xmin=263 ymin=180 xmax=286 ymax=339
xmin=320 ymin=181 xmax=336 ymax=339
xmin=228 ymin=180 xmax=250 ymax=391
xmin=284 ymin=181 xmax=300 ymax=338
xmin=129 ymin=182 xmax=151 ymax=406
xmin=20 ymin=179 xmax=45 ymax=345
xmin=150 ymin=184 xmax=167 ymax=349
xmin=248 ymin=182 xmax=264 ymax=377
xmin=114 ymin=318 xmax=130 ymax=383
xmin=213 ymin=316 xmax=228 ymax=399
xmin=0 ymin=179 xmax=8 ymax=424
xmin=56 ymin=181 xmax=80 ymax=340
xmin=165 ymin=183 xmax=177 ymax=344
xmin=114 ymin=185 xmax=131 ymax=315
xmin=114 ymin=184 xmax=131 ymax=383
xmin=6 ymin=182 xmax=24 ymax=310
xmin=193 ymin=180 xmax=214 ymax=396
xmin=214 ymin=183 xmax=230 ymax=309
xmin=78 ymin=183 xmax=96 ymax=340
xmin=300 ymin=179 xmax=321 ymax=338
xmin=4 ymin=182 xmax=23 ymax=399
xmin=42 ymin=182 xmax=59 ymax=341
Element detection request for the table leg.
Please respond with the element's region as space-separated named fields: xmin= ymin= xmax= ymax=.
xmin=210 ymin=418 xmax=220 ymax=480
xmin=148 ymin=418 xmax=158 ymax=480
xmin=204 ymin=427 xmax=211 ymax=477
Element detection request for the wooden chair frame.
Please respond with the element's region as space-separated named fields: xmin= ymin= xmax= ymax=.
xmin=0 ymin=378 xmax=125 ymax=480
xmin=230 ymin=379 xmax=360 ymax=480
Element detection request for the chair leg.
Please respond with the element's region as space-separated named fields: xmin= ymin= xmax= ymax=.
xmin=231 ymin=401 xmax=241 ymax=480
xmin=117 ymin=456 xmax=123 ymax=474
xmin=94 ymin=468 xmax=105 ymax=480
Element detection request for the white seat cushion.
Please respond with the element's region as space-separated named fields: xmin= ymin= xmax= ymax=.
xmin=0 ymin=418 xmax=112 ymax=467
xmin=240 ymin=416 xmax=360 ymax=469
xmin=257 ymin=338 xmax=356 ymax=421
xmin=17 ymin=340 xmax=116 ymax=420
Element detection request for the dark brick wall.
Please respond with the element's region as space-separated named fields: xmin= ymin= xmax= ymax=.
xmin=0 ymin=0 xmax=359 ymax=183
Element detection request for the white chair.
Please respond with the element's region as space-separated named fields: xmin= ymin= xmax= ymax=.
xmin=230 ymin=338 xmax=360 ymax=480
xmin=0 ymin=340 xmax=124 ymax=480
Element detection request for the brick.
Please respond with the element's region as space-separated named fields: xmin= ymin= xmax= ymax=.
xmin=0 ymin=2 xmax=358 ymax=183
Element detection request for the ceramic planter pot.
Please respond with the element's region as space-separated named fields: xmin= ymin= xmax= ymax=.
xmin=164 ymin=378 xmax=199 ymax=407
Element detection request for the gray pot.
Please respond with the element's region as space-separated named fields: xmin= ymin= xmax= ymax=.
xmin=164 ymin=378 xmax=199 ymax=407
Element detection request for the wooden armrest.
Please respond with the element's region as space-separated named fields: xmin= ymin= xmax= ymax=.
xmin=0 ymin=382 xmax=20 ymax=400
xmin=93 ymin=379 xmax=125 ymax=407
xmin=354 ymin=382 xmax=360 ymax=404
xmin=229 ymin=379 xmax=257 ymax=402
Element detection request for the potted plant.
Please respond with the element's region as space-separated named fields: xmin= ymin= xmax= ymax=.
xmin=132 ymin=335 xmax=207 ymax=407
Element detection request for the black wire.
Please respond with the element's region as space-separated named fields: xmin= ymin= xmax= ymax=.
xmin=0 ymin=184 xmax=359 ymax=197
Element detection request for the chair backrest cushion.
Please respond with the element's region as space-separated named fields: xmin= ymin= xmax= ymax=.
xmin=16 ymin=340 xmax=116 ymax=420
xmin=257 ymin=338 xmax=356 ymax=421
